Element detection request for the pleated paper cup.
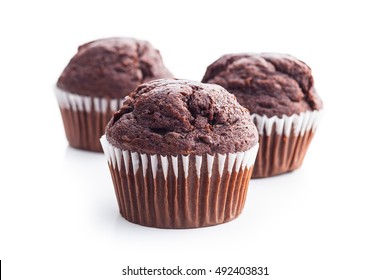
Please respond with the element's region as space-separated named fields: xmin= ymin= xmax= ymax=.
xmin=251 ymin=110 xmax=323 ymax=178
xmin=55 ymin=87 xmax=124 ymax=152
xmin=100 ymin=136 xmax=259 ymax=229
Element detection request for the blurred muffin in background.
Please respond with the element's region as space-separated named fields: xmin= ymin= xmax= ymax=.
xmin=202 ymin=53 xmax=323 ymax=178
xmin=55 ymin=37 xmax=173 ymax=152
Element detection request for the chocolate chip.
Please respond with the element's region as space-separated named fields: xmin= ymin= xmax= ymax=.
xmin=198 ymin=135 xmax=212 ymax=144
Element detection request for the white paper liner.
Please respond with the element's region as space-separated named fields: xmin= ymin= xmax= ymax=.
xmin=100 ymin=136 xmax=259 ymax=179
xmin=55 ymin=87 xmax=124 ymax=113
xmin=250 ymin=110 xmax=323 ymax=178
xmin=100 ymin=135 xmax=259 ymax=228
xmin=55 ymin=87 xmax=126 ymax=151
xmin=251 ymin=110 xmax=324 ymax=136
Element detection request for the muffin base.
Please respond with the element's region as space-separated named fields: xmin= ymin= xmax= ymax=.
xmin=55 ymin=88 xmax=123 ymax=152
xmin=101 ymin=136 xmax=258 ymax=229
xmin=252 ymin=110 xmax=323 ymax=178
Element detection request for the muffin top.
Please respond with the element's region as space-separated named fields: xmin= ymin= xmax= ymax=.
xmin=106 ymin=79 xmax=258 ymax=155
xmin=202 ymin=53 xmax=323 ymax=118
xmin=57 ymin=37 xmax=173 ymax=98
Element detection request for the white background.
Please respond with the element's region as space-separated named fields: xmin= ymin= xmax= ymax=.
xmin=1 ymin=1 xmax=389 ymax=279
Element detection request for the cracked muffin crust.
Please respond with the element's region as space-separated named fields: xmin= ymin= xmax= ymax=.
xmin=57 ymin=37 xmax=173 ymax=98
xmin=201 ymin=53 xmax=323 ymax=117
xmin=106 ymin=79 xmax=259 ymax=155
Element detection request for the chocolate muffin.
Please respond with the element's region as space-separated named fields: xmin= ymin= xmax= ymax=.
xmin=202 ymin=53 xmax=323 ymax=178
xmin=55 ymin=37 xmax=173 ymax=152
xmin=100 ymin=79 xmax=259 ymax=228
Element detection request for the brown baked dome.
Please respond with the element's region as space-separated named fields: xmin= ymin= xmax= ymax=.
xmin=105 ymin=79 xmax=258 ymax=155
xmin=57 ymin=37 xmax=173 ymax=98
xmin=202 ymin=53 xmax=323 ymax=118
